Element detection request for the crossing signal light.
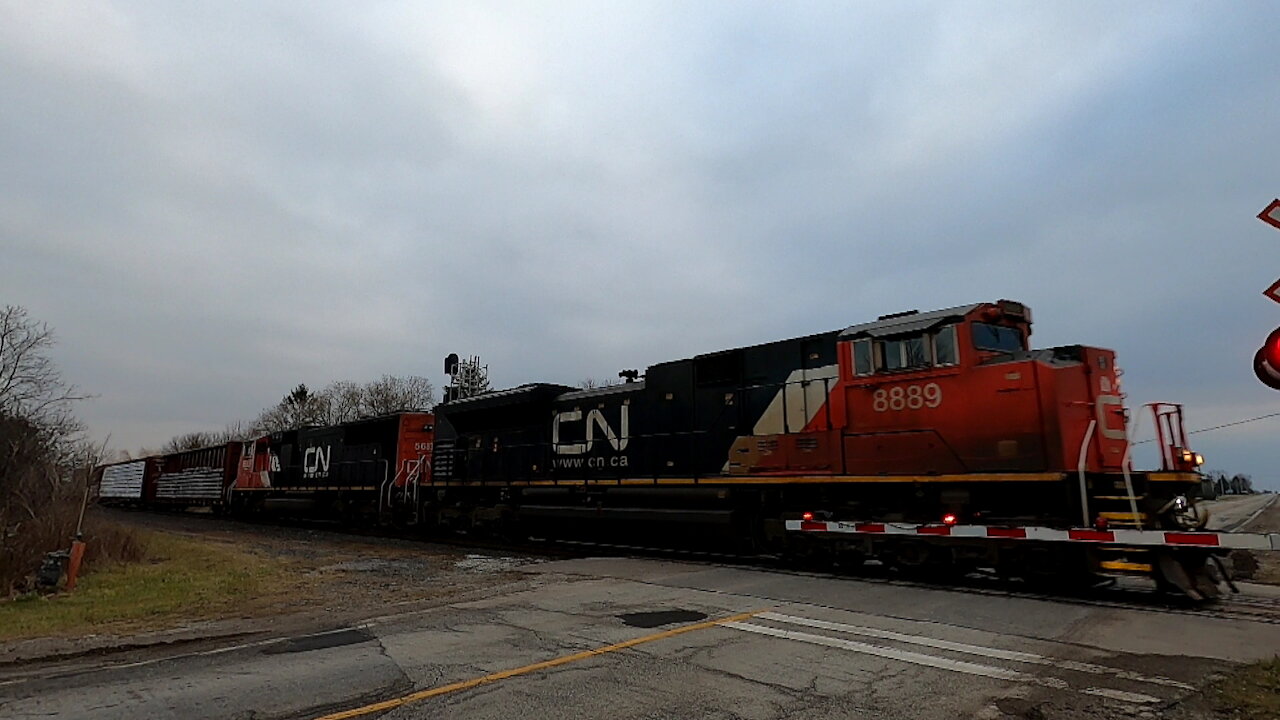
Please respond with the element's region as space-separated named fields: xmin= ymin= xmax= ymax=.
xmin=1256 ymin=328 xmax=1280 ymax=390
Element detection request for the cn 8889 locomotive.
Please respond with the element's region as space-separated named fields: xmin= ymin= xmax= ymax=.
xmin=428 ymin=300 xmax=1211 ymax=588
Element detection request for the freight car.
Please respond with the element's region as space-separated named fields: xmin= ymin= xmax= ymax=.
xmin=96 ymin=457 xmax=160 ymax=506
xmin=95 ymin=412 xmax=435 ymax=521
xmin=422 ymin=300 xmax=1237 ymax=596
xmin=96 ymin=446 xmax=242 ymax=509
xmin=155 ymin=442 xmax=244 ymax=507
xmin=96 ymin=440 xmax=243 ymax=507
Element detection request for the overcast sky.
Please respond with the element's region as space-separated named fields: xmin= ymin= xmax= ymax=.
xmin=3 ymin=2 xmax=1277 ymax=488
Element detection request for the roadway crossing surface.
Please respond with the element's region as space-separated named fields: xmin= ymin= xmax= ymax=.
xmin=3 ymin=556 xmax=1277 ymax=720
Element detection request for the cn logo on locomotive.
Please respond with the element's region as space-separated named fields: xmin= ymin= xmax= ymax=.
xmin=552 ymin=405 xmax=629 ymax=455
xmin=303 ymin=445 xmax=331 ymax=478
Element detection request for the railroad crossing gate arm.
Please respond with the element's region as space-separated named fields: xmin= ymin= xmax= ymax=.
xmin=785 ymin=520 xmax=1280 ymax=551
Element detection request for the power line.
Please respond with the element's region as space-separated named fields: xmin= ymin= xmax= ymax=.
xmin=1131 ymin=411 xmax=1280 ymax=445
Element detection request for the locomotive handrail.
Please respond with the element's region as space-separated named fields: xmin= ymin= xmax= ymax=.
xmin=1118 ymin=407 xmax=1143 ymax=527
xmin=1077 ymin=419 xmax=1096 ymax=527
xmin=376 ymin=459 xmax=392 ymax=518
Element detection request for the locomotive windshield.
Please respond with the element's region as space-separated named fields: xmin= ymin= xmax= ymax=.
xmin=972 ymin=323 xmax=1024 ymax=352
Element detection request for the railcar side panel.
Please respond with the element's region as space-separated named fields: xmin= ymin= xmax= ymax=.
xmin=98 ymin=459 xmax=148 ymax=501
xmin=154 ymin=443 xmax=240 ymax=505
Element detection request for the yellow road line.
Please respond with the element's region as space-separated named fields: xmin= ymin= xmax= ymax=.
xmin=312 ymin=609 xmax=764 ymax=720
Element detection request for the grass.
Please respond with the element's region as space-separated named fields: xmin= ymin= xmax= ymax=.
xmin=0 ymin=530 xmax=292 ymax=641
xmin=1205 ymin=657 xmax=1280 ymax=720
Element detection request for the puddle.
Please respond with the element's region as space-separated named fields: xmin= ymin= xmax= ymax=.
xmin=617 ymin=609 xmax=708 ymax=628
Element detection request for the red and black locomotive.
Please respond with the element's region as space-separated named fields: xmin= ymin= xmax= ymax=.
xmin=429 ymin=300 xmax=1204 ymax=539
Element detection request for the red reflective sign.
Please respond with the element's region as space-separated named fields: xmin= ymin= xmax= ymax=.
xmin=1260 ymin=199 xmax=1280 ymax=230
xmin=1267 ymin=278 xmax=1280 ymax=305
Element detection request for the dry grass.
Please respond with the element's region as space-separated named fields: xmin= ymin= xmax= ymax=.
xmin=0 ymin=528 xmax=292 ymax=641
xmin=1203 ymin=657 xmax=1280 ymax=720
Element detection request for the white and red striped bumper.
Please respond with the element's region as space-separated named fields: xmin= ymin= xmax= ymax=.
xmin=785 ymin=520 xmax=1280 ymax=551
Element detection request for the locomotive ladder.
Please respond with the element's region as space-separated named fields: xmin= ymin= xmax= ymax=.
xmin=1080 ymin=404 xmax=1189 ymax=531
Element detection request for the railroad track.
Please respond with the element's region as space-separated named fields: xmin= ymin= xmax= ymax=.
xmin=548 ymin=538 xmax=1280 ymax=625
xmin=110 ymin=507 xmax=1280 ymax=625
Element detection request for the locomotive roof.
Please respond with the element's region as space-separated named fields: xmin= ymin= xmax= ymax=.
xmin=556 ymin=380 xmax=646 ymax=402
xmin=838 ymin=303 xmax=984 ymax=339
xmin=437 ymin=382 xmax=576 ymax=414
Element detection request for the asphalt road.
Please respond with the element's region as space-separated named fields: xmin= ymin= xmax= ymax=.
xmin=1201 ymin=493 xmax=1278 ymax=531
xmin=4 ymin=556 xmax=1279 ymax=720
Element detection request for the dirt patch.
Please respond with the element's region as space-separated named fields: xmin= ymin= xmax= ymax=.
xmin=0 ymin=509 xmax=546 ymax=662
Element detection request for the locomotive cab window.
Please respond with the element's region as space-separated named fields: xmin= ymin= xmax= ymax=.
xmin=881 ymin=335 xmax=929 ymax=371
xmin=933 ymin=325 xmax=958 ymax=365
xmin=972 ymin=323 xmax=1024 ymax=352
xmin=853 ymin=339 xmax=873 ymax=376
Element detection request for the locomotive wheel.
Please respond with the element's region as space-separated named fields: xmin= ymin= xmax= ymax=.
xmin=890 ymin=540 xmax=931 ymax=570
xmin=1017 ymin=546 xmax=1095 ymax=590
xmin=834 ymin=546 xmax=867 ymax=572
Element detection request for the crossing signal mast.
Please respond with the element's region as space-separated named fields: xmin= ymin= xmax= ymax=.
xmin=1256 ymin=199 xmax=1280 ymax=390
xmin=443 ymin=353 xmax=491 ymax=403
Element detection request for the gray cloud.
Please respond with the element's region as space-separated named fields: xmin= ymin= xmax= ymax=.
xmin=2 ymin=2 xmax=1276 ymax=486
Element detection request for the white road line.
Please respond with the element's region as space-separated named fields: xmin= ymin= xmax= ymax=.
xmin=757 ymin=612 xmax=1192 ymax=690
xmin=724 ymin=622 xmax=1161 ymax=705
xmin=1084 ymin=687 xmax=1169 ymax=704
xmin=724 ymin=621 xmax=1025 ymax=680
xmin=1233 ymin=494 xmax=1278 ymax=532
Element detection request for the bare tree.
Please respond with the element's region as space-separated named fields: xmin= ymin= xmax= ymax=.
xmin=217 ymin=421 xmax=255 ymax=443
xmin=232 ymin=375 xmax=438 ymax=438
xmin=361 ymin=375 xmax=434 ymax=416
xmin=0 ymin=308 xmax=106 ymax=589
xmin=160 ymin=431 xmax=219 ymax=454
xmin=321 ymin=380 xmax=365 ymax=424
xmin=577 ymin=377 xmax=622 ymax=390
xmin=0 ymin=305 xmax=87 ymax=442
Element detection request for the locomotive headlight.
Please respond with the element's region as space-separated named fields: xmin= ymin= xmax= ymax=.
xmin=1194 ymin=453 xmax=1204 ymax=466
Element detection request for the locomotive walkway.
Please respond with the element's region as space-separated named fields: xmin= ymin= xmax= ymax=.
xmin=4 ymin=549 xmax=1280 ymax=720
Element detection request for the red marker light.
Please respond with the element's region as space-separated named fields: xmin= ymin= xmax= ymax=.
xmin=801 ymin=511 xmax=814 ymax=522
xmin=942 ymin=513 xmax=958 ymax=526
xmin=1095 ymin=515 xmax=1109 ymax=531
xmin=1266 ymin=328 xmax=1280 ymax=369
xmin=1256 ymin=334 xmax=1280 ymax=390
